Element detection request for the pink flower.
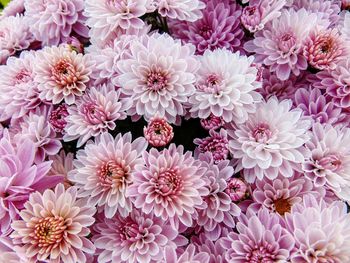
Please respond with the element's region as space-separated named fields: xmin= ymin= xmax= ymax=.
xmin=0 ymin=129 xmax=62 ymax=235
xmin=49 ymin=104 xmax=69 ymax=133
xmin=64 ymin=84 xmax=131 ymax=147
xmin=116 ymin=33 xmax=198 ymax=124
xmin=24 ymin=0 xmax=88 ymax=46
xmin=221 ymin=208 xmax=295 ymax=262
xmin=192 ymin=233 xmax=227 ymax=263
xmin=127 ymin=144 xmax=209 ymax=228
xmin=64 ymin=36 xmax=84 ymax=53
xmin=93 ymin=209 xmax=180 ymax=263
xmin=163 ymin=245 xmax=210 ymax=263
xmin=68 ymin=132 xmax=147 ymax=218
xmin=200 ymin=115 xmax=223 ymax=131
xmin=156 ymin=0 xmax=205 ymax=22
xmin=34 ymin=45 xmax=94 ymax=105
xmin=11 ymin=184 xmax=96 ymax=263
xmin=189 ymin=48 xmax=261 ymax=123
xmin=48 ymin=150 xmax=74 ymax=188
xmin=228 ymin=97 xmax=311 ymax=182
xmin=0 ymin=51 xmax=43 ymax=121
xmin=194 ymin=129 xmax=229 ymax=163
xmin=244 ymin=9 xmax=319 ymax=80
xmin=1 ymin=0 xmax=25 ymax=17
xmin=303 ymin=28 xmax=347 ymax=70
xmin=144 ymin=115 xmax=174 ymax=147
xmin=0 ymin=237 xmax=28 ymax=263
xmin=169 ymin=0 xmax=244 ymax=54
xmin=225 ymin=178 xmax=248 ymax=202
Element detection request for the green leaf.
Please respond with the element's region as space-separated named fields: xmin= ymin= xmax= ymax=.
xmin=0 ymin=0 xmax=11 ymax=7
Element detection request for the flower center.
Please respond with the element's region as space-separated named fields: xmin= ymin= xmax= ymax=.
xmin=273 ymin=198 xmax=292 ymax=215
xmin=199 ymin=24 xmax=213 ymax=38
xmin=82 ymin=102 xmax=108 ymax=125
xmin=147 ymin=70 xmax=168 ymax=91
xmin=106 ymin=0 xmax=129 ymax=14
xmin=155 ymin=169 xmax=182 ymax=196
xmin=278 ymin=32 xmax=296 ymax=53
xmin=14 ymin=69 xmax=32 ymax=84
xmin=97 ymin=161 xmax=130 ymax=189
xmin=34 ymin=216 xmax=66 ymax=247
xmin=52 ymin=58 xmax=78 ymax=86
xmin=49 ymin=105 xmax=68 ymax=132
xmin=252 ymin=123 xmax=272 ymax=143
xmin=225 ymin=178 xmax=247 ymax=202
xmin=119 ymin=220 xmax=139 ymax=241
xmin=248 ymin=246 xmax=275 ymax=262
xmin=318 ymin=155 xmax=342 ymax=172
xmin=241 ymin=6 xmax=261 ymax=30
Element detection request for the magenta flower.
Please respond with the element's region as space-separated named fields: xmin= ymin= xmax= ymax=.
xmin=225 ymin=178 xmax=248 ymax=202
xmin=200 ymin=115 xmax=223 ymax=131
xmin=127 ymin=144 xmax=209 ymax=228
xmin=49 ymin=104 xmax=69 ymax=133
xmin=156 ymin=0 xmax=205 ymax=22
xmin=144 ymin=115 xmax=174 ymax=147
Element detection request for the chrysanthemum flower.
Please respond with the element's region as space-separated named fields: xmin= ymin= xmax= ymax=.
xmin=189 ymin=48 xmax=261 ymax=123
xmin=285 ymin=195 xmax=350 ymax=262
xmin=49 ymin=104 xmax=69 ymax=134
xmin=48 ymin=150 xmax=74 ymax=188
xmin=303 ymin=122 xmax=350 ymax=201
xmin=68 ymin=132 xmax=147 ymax=218
xmin=221 ymin=208 xmax=295 ymax=262
xmin=156 ymin=0 xmax=205 ymax=22
xmin=0 ymin=52 xmax=43 ymax=121
xmin=127 ymin=144 xmax=209 ymax=228
xmin=11 ymin=184 xmax=96 ymax=263
xmin=225 ymin=178 xmax=248 ymax=202
xmin=0 ymin=129 xmax=62 ymax=235
xmin=93 ymin=209 xmax=180 ymax=263
xmin=64 ymin=84 xmax=131 ymax=147
xmin=24 ymin=0 xmax=88 ymax=46
xmin=192 ymin=233 xmax=227 ymax=263
xmin=162 ymin=244 xmax=210 ymax=263
xmin=200 ymin=115 xmax=223 ymax=131
xmin=1 ymin=0 xmax=25 ymax=17
xmin=0 ymin=237 xmax=28 ymax=263
xmin=34 ymin=45 xmax=94 ymax=105
xmin=244 ymin=8 xmax=319 ymax=80
xmin=169 ymin=0 xmax=244 ymax=54
xmin=228 ymin=97 xmax=311 ymax=183
xmin=116 ymin=33 xmax=198 ymax=124
xmin=144 ymin=115 xmax=174 ymax=147
xmin=0 ymin=15 xmax=34 ymax=64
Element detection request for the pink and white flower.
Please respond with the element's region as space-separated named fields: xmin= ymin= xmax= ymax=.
xmin=144 ymin=115 xmax=174 ymax=147
xmin=156 ymin=0 xmax=205 ymax=22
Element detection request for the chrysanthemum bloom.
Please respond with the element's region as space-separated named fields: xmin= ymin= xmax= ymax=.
xmin=1 ymin=0 xmax=25 ymax=17
xmin=200 ymin=115 xmax=223 ymax=131
xmin=48 ymin=150 xmax=74 ymax=188
xmin=12 ymin=106 xmax=61 ymax=164
xmin=24 ymin=0 xmax=88 ymax=46
xmin=194 ymin=129 xmax=229 ymax=163
xmin=64 ymin=85 xmax=131 ymax=147
xmin=244 ymin=8 xmax=319 ymax=80
xmin=294 ymin=87 xmax=350 ymax=127
xmin=303 ymin=122 xmax=350 ymax=201
xmin=68 ymin=132 xmax=147 ymax=218
xmin=192 ymin=233 xmax=227 ymax=263
xmin=11 ymin=184 xmax=96 ymax=263
xmin=169 ymin=0 xmax=244 ymax=54
xmin=116 ymin=33 xmax=198 ymax=124
xmin=303 ymin=28 xmax=347 ymax=70
xmin=285 ymin=195 xmax=350 ymax=262
xmin=0 ymin=52 xmax=42 ymax=121
xmin=228 ymin=97 xmax=311 ymax=183
xmin=144 ymin=115 xmax=174 ymax=147
xmin=162 ymin=245 xmax=210 ymax=263
xmin=240 ymin=0 xmax=285 ymax=33
xmin=195 ymin=154 xmax=240 ymax=239
xmin=34 ymin=45 xmax=94 ymax=105
xmin=0 ymin=130 xmax=62 ymax=235
xmin=189 ymin=49 xmax=261 ymax=123
xmin=0 ymin=237 xmax=28 ymax=263
xmin=250 ymin=172 xmax=325 ymax=216
xmin=93 ymin=210 xmax=180 ymax=263
xmin=127 ymin=144 xmax=209 ymax=228
xmin=49 ymin=104 xmax=69 ymax=133
xmin=156 ymin=0 xmax=205 ymax=22
xmin=85 ymin=0 xmax=148 ymax=44
xmin=65 ymin=36 xmax=84 ymax=53
xmin=225 ymin=178 xmax=248 ymax=202
xmin=0 ymin=15 xmax=34 ymax=64
xmin=221 ymin=208 xmax=295 ymax=262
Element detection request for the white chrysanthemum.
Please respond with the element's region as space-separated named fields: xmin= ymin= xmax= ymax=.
xmin=156 ymin=0 xmax=205 ymax=22
xmin=189 ymin=48 xmax=261 ymax=123
xmin=228 ymin=97 xmax=311 ymax=183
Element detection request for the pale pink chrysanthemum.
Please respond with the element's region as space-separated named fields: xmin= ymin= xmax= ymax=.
xmin=156 ymin=0 xmax=205 ymax=22
xmin=48 ymin=150 xmax=74 ymax=188
xmin=85 ymin=0 xmax=148 ymax=44
xmin=285 ymin=195 xmax=350 ymax=262
xmin=0 ymin=15 xmax=34 ymax=64
xmin=11 ymin=184 xmax=96 ymax=263
xmin=195 ymin=154 xmax=240 ymax=239
xmin=303 ymin=122 xmax=350 ymax=201
xmin=116 ymin=33 xmax=198 ymax=124
xmin=303 ymin=28 xmax=347 ymax=70
xmin=68 ymin=132 xmax=147 ymax=218
xmin=64 ymin=84 xmax=131 ymax=147
xmin=0 ymin=51 xmax=43 ymax=121
xmin=240 ymin=0 xmax=286 ymax=33
xmin=244 ymin=8 xmax=319 ymax=80
xmin=127 ymin=144 xmax=209 ymax=228
xmin=162 ymin=245 xmax=210 ymax=263
xmin=220 ymin=208 xmax=295 ymax=262
xmin=200 ymin=115 xmax=223 ymax=131
xmin=225 ymin=178 xmax=248 ymax=202
xmin=144 ymin=115 xmax=174 ymax=147
xmin=189 ymin=48 xmax=261 ymax=123
xmin=34 ymin=45 xmax=94 ymax=105
xmin=194 ymin=129 xmax=229 ymax=163
xmin=169 ymin=0 xmax=244 ymax=55
xmin=0 ymin=237 xmax=28 ymax=263
xmin=294 ymin=87 xmax=350 ymax=127
xmin=228 ymin=97 xmax=311 ymax=183
xmin=0 ymin=129 xmax=62 ymax=236
xmin=49 ymin=104 xmax=69 ymax=134
xmin=1 ymin=0 xmax=24 ymax=17
xmin=24 ymin=0 xmax=88 ymax=46
xmin=93 ymin=209 xmax=180 ymax=263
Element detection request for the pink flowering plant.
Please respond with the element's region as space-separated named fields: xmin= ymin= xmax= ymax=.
xmin=1 ymin=0 xmax=350 ymax=262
